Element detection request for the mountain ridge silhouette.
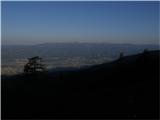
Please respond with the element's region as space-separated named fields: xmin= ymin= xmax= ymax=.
xmin=2 ymin=50 xmax=159 ymax=119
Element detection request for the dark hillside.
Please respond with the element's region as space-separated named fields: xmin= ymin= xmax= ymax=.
xmin=2 ymin=50 xmax=159 ymax=119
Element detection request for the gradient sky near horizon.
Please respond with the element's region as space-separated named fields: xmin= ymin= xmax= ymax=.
xmin=2 ymin=1 xmax=159 ymax=45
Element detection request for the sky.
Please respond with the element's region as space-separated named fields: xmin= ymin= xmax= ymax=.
xmin=2 ymin=1 xmax=159 ymax=45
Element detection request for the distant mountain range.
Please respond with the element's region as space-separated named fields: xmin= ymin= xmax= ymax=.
xmin=2 ymin=50 xmax=159 ymax=119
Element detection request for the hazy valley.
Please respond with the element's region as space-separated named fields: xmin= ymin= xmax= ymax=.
xmin=2 ymin=43 xmax=158 ymax=75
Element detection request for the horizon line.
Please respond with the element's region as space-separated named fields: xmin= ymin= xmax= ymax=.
xmin=2 ymin=42 xmax=159 ymax=46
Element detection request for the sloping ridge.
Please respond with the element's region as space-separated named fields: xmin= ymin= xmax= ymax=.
xmin=2 ymin=50 xmax=160 ymax=119
xmin=86 ymin=50 xmax=159 ymax=71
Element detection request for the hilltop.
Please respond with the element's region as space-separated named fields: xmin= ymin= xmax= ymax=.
xmin=2 ymin=50 xmax=159 ymax=119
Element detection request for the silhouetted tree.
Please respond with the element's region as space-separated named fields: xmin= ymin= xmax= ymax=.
xmin=24 ymin=56 xmax=46 ymax=74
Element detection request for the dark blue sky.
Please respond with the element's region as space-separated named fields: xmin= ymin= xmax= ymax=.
xmin=2 ymin=1 xmax=159 ymax=45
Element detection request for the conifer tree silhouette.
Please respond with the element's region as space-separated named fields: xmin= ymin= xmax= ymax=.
xmin=24 ymin=56 xmax=46 ymax=74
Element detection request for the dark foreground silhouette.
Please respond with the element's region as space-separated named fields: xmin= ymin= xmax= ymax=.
xmin=2 ymin=50 xmax=159 ymax=119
